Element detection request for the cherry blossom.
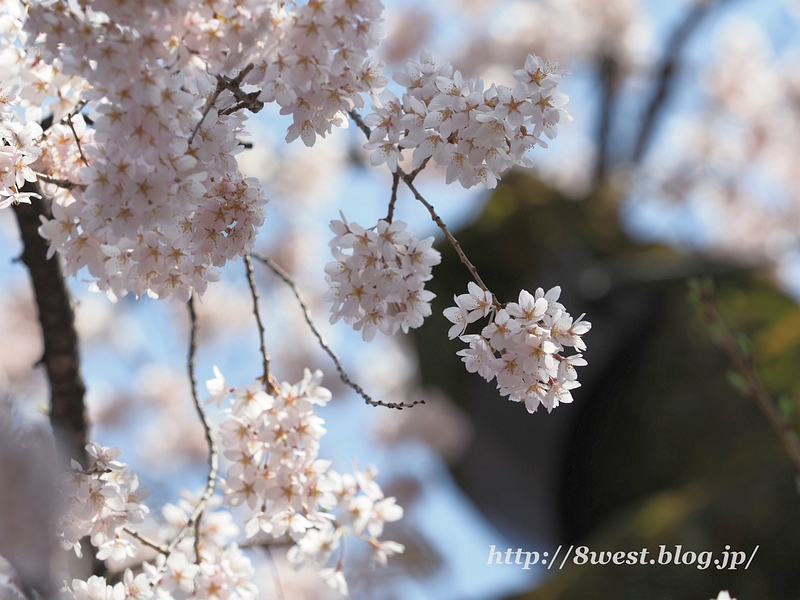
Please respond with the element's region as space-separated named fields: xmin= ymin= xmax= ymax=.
xmin=362 ymin=51 xmax=572 ymax=189
xmin=447 ymin=285 xmax=591 ymax=413
xmin=325 ymin=214 xmax=441 ymax=341
xmin=213 ymin=368 xmax=405 ymax=594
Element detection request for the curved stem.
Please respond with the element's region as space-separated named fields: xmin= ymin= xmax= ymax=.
xmin=252 ymin=254 xmax=423 ymax=410
xmin=244 ymin=253 xmax=276 ymax=393
xmin=154 ymin=297 xmax=219 ymax=572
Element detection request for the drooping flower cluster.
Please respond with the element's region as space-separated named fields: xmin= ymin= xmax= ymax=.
xmin=0 ymin=84 xmax=42 ymax=208
xmin=56 ymin=442 xmax=150 ymax=561
xmin=210 ymin=368 xmax=405 ymax=595
xmin=324 ymin=214 xmax=441 ymax=341
xmin=363 ymin=52 xmax=571 ymax=189
xmin=446 ymin=283 xmax=591 ymax=413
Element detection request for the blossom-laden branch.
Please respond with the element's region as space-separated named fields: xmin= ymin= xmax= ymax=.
xmin=187 ymin=79 xmax=226 ymax=147
xmin=244 ymin=253 xmax=277 ymax=393
xmin=252 ymin=253 xmax=423 ymax=410
xmin=348 ymin=109 xmax=497 ymax=304
xmin=691 ymin=277 xmax=800 ymax=477
xmin=217 ymin=65 xmax=265 ymax=117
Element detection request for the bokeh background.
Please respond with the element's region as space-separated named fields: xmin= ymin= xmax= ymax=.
xmin=3 ymin=0 xmax=800 ymax=598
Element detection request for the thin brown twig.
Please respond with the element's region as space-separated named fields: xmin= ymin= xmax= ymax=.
xmin=336 ymin=529 xmax=346 ymax=570
xmin=36 ymin=99 xmax=88 ymax=140
xmin=188 ymin=79 xmax=226 ymax=147
xmin=35 ymin=173 xmax=86 ymax=190
xmin=153 ymin=296 xmax=219 ymax=573
xmin=190 ymin=64 xmax=262 ymax=142
xmin=244 ymin=253 xmax=276 ymax=393
xmin=694 ymin=279 xmax=800 ymax=477
xmin=398 ymin=169 xmax=499 ymax=306
xmin=67 ymin=112 xmax=89 ymax=167
xmin=252 ymin=254 xmax=423 ymax=410
xmin=122 ymin=527 xmax=169 ymax=555
xmin=348 ymin=109 xmax=372 ymax=138
xmin=238 ymin=536 xmax=284 ymax=550
xmin=386 ymin=171 xmax=400 ymax=223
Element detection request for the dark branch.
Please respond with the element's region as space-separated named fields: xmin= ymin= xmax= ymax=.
xmin=244 ymin=253 xmax=277 ymax=393
xmin=398 ymin=169 xmax=497 ymax=306
xmin=11 ymin=183 xmax=88 ymax=467
xmin=633 ymin=0 xmax=722 ymax=163
xmin=35 ymin=174 xmax=86 ymax=190
xmin=592 ymin=52 xmax=619 ymax=186
xmin=166 ymin=297 xmax=219 ymax=567
xmin=386 ymin=171 xmax=400 ymax=223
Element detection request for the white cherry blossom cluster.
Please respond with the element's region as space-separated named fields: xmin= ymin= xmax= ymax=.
xmin=324 ymin=214 xmax=441 ymax=341
xmin=59 ymin=521 xmax=257 ymax=600
xmin=56 ymin=444 xmax=258 ymax=599
xmin=209 ymin=368 xmax=405 ymax=596
xmin=446 ymin=284 xmax=591 ymax=414
xmin=20 ymin=0 xmax=271 ymax=301
xmin=242 ymin=0 xmax=388 ymax=147
xmin=144 ymin=494 xmax=257 ymax=600
xmin=56 ymin=442 xmax=150 ymax=562
xmin=11 ymin=0 xmax=391 ymax=300
xmin=363 ymin=52 xmax=571 ymax=188
xmin=0 ymin=84 xmax=42 ymax=208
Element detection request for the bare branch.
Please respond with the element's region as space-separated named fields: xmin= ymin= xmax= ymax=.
xmin=190 ymin=64 xmax=263 ymax=143
xmin=252 ymin=254 xmax=423 ymax=410
xmin=244 ymin=253 xmax=277 ymax=393
xmin=386 ymin=171 xmax=400 ymax=223
xmin=633 ymin=0 xmax=722 ymax=163
xmin=265 ymin=546 xmax=286 ymax=600
xmin=36 ymin=99 xmax=88 ymax=140
xmin=592 ymin=53 xmax=619 ymax=186
xmin=154 ymin=296 xmax=219 ymax=572
xmin=692 ymin=278 xmax=800 ymax=477
xmin=219 ymin=94 xmax=264 ymax=116
xmin=398 ymin=169 xmax=499 ymax=307
xmin=35 ymin=173 xmax=86 ymax=190
xmin=188 ymin=79 xmax=226 ymax=147
xmin=348 ymin=109 xmax=372 ymax=138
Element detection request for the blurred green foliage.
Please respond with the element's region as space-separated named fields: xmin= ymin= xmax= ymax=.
xmin=411 ymin=172 xmax=800 ymax=599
